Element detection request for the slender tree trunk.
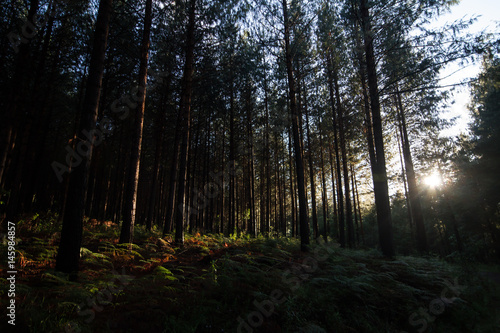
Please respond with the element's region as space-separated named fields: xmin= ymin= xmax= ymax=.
xmin=174 ymin=0 xmax=196 ymax=245
xmin=353 ymin=167 xmax=365 ymax=245
xmin=55 ymin=0 xmax=112 ymax=276
xmin=245 ymin=85 xmax=256 ymax=237
xmin=187 ymin=129 xmax=199 ymax=233
xmin=288 ymin=127 xmax=296 ymax=237
xmin=326 ymin=52 xmax=345 ymax=248
xmin=163 ymin=110 xmax=182 ymax=235
xmin=147 ymin=75 xmax=171 ymax=230
xmin=202 ymin=114 xmax=211 ymax=232
xmin=359 ymin=0 xmax=394 ymax=256
xmin=280 ymin=136 xmax=286 ymax=235
xmin=283 ymin=0 xmax=309 ymax=251
xmin=396 ymin=125 xmax=413 ymax=230
xmin=147 ymin=114 xmax=164 ymax=230
xmin=262 ymin=73 xmax=271 ymax=235
xmin=120 ymin=0 xmax=152 ymax=244
xmin=395 ymin=87 xmax=428 ymax=253
xmin=319 ymin=120 xmax=328 ymax=242
xmin=228 ymin=71 xmax=236 ymax=236
xmin=219 ymin=128 xmax=225 ymax=234
xmin=333 ymin=66 xmax=354 ymax=248
xmin=260 ymin=143 xmax=265 ymax=234
xmin=304 ymin=91 xmax=319 ymax=240
xmin=351 ymin=164 xmax=359 ymax=246
xmin=328 ymin=141 xmax=337 ymax=239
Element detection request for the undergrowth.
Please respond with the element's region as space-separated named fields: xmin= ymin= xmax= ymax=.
xmin=0 ymin=214 xmax=499 ymax=332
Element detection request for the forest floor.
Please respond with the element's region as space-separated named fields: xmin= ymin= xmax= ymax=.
xmin=1 ymin=215 xmax=500 ymax=333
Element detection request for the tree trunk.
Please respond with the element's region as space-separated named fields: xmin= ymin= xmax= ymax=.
xmin=163 ymin=109 xmax=182 ymax=235
xmin=396 ymin=125 xmax=413 ymax=232
xmin=2 ymin=0 xmax=39 ymax=221
xmin=174 ymin=0 xmax=196 ymax=245
xmin=351 ymin=164 xmax=359 ymax=246
xmin=55 ymin=0 xmax=113 ymax=276
xmin=353 ymin=166 xmax=365 ymax=245
xmin=245 ymin=84 xmax=256 ymax=237
xmin=326 ymin=52 xmax=345 ymax=248
xmin=328 ymin=140 xmax=338 ymax=239
xmin=228 ymin=69 xmax=236 ymax=236
xmin=359 ymin=0 xmax=395 ymax=257
xmin=288 ymin=127 xmax=296 ymax=237
xmin=319 ymin=119 xmax=328 ymax=242
xmin=283 ymin=0 xmax=309 ymax=251
xmin=147 ymin=74 xmax=171 ymax=230
xmin=395 ymin=87 xmax=428 ymax=253
xmin=333 ymin=65 xmax=354 ymax=248
xmin=304 ymin=90 xmax=319 ymax=240
xmin=120 ymin=0 xmax=152 ymax=244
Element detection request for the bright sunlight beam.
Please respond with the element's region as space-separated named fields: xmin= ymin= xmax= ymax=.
xmin=423 ymin=172 xmax=442 ymax=188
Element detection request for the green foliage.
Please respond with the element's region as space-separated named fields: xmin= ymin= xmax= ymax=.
xmin=154 ymin=266 xmax=177 ymax=281
xmin=4 ymin=230 xmax=499 ymax=333
xmin=80 ymin=247 xmax=113 ymax=268
xmin=469 ymin=56 xmax=500 ymax=203
xmin=16 ymin=211 xmax=61 ymax=234
xmin=447 ymin=52 xmax=500 ymax=262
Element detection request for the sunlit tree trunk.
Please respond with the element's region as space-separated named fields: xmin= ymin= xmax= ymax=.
xmin=120 ymin=0 xmax=152 ymax=244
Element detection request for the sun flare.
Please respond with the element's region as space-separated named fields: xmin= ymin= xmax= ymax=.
xmin=423 ymin=172 xmax=441 ymax=188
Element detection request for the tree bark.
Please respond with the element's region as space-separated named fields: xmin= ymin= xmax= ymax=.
xmin=304 ymin=89 xmax=319 ymax=240
xmin=283 ymin=0 xmax=309 ymax=251
xmin=228 ymin=67 xmax=236 ymax=236
xmin=395 ymin=86 xmax=428 ymax=253
xmin=245 ymin=84 xmax=256 ymax=237
xmin=326 ymin=52 xmax=345 ymax=248
xmin=174 ymin=0 xmax=196 ymax=245
xmin=333 ymin=65 xmax=354 ymax=248
xmin=55 ymin=0 xmax=113 ymax=276
xmin=120 ymin=0 xmax=152 ymax=244
xmin=353 ymin=166 xmax=365 ymax=244
xmin=359 ymin=0 xmax=395 ymax=257
xmin=319 ymin=119 xmax=329 ymax=242
xmin=288 ymin=126 xmax=297 ymax=237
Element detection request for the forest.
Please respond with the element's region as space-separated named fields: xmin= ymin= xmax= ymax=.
xmin=0 ymin=0 xmax=499 ymax=332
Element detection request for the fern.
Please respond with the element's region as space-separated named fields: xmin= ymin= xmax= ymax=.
xmin=153 ymin=266 xmax=178 ymax=282
xmin=41 ymin=272 xmax=76 ymax=285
